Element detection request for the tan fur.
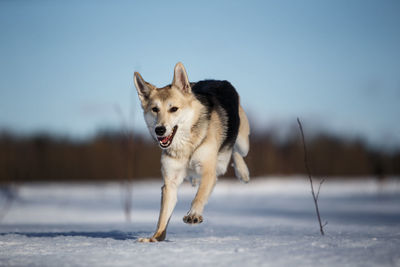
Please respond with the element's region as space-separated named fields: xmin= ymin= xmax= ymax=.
xmin=134 ymin=62 xmax=250 ymax=242
xmin=237 ymin=105 xmax=250 ymax=155
xmin=232 ymin=105 xmax=250 ymax=183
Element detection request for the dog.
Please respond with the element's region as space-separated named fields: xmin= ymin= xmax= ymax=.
xmin=134 ymin=62 xmax=250 ymax=242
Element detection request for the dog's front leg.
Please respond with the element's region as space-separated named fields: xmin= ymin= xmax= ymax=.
xmin=138 ymin=156 xmax=186 ymax=243
xmin=184 ymin=160 xmax=217 ymax=224
xmin=138 ymin=182 xmax=178 ymax=242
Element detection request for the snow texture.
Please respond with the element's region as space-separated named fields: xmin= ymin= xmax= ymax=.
xmin=1 ymin=177 xmax=400 ymax=267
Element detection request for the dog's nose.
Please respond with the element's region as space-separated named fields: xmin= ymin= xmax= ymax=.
xmin=155 ymin=126 xmax=166 ymax=136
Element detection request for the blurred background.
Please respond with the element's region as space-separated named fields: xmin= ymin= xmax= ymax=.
xmin=1 ymin=0 xmax=400 ymax=183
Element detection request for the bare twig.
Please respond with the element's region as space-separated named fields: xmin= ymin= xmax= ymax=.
xmin=316 ymin=178 xmax=325 ymax=201
xmin=297 ymin=118 xmax=327 ymax=236
xmin=0 ymin=185 xmax=18 ymax=222
xmin=114 ymin=103 xmax=135 ymax=223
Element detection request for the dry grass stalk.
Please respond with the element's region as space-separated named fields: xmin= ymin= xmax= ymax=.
xmin=297 ymin=118 xmax=327 ymax=235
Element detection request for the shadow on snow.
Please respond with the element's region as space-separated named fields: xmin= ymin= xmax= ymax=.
xmin=0 ymin=230 xmax=142 ymax=240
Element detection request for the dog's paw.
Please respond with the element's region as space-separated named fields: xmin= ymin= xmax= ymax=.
xmin=138 ymin=237 xmax=158 ymax=243
xmin=183 ymin=214 xmax=203 ymax=224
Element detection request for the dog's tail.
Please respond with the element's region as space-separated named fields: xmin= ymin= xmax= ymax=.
xmin=232 ymin=105 xmax=250 ymax=183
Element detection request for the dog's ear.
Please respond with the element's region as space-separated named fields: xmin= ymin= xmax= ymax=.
xmin=134 ymin=72 xmax=152 ymax=103
xmin=172 ymin=62 xmax=191 ymax=94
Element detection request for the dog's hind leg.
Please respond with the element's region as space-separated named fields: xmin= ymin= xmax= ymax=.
xmin=232 ymin=151 xmax=249 ymax=183
xmin=232 ymin=105 xmax=250 ymax=183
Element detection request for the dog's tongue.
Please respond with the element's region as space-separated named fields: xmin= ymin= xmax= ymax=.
xmin=161 ymin=136 xmax=169 ymax=143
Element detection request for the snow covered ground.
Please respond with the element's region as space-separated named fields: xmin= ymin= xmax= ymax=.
xmin=1 ymin=177 xmax=399 ymax=267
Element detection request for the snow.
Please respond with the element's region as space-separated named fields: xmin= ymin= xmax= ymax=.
xmin=1 ymin=177 xmax=400 ymax=267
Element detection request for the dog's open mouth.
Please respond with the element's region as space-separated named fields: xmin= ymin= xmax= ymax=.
xmin=157 ymin=126 xmax=178 ymax=148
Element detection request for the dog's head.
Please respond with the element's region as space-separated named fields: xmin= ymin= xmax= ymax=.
xmin=134 ymin=62 xmax=196 ymax=149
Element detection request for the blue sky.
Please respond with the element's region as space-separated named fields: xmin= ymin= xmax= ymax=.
xmin=0 ymin=0 xmax=399 ymax=149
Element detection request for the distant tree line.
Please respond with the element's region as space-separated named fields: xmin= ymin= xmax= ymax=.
xmin=0 ymin=129 xmax=399 ymax=183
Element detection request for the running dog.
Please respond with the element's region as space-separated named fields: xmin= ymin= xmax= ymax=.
xmin=134 ymin=62 xmax=250 ymax=242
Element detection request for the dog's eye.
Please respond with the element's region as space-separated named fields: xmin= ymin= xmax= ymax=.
xmin=152 ymin=107 xmax=159 ymax=113
xmin=169 ymin=107 xmax=179 ymax=113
